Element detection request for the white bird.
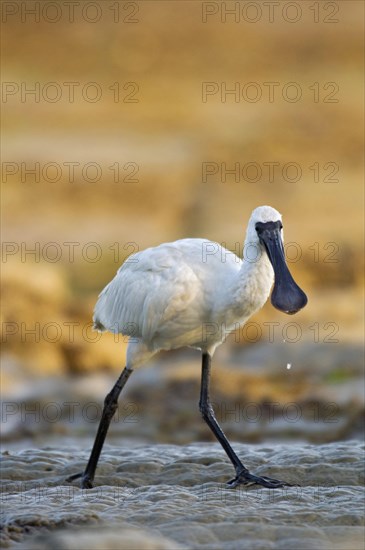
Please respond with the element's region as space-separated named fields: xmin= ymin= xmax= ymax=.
xmin=67 ymin=205 xmax=307 ymax=489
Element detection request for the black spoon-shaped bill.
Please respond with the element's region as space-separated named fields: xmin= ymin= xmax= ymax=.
xmin=256 ymin=221 xmax=308 ymax=314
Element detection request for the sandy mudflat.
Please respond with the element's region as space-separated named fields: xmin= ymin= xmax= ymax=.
xmin=1 ymin=440 xmax=364 ymax=550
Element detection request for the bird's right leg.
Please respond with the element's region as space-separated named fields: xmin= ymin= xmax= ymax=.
xmin=199 ymin=353 xmax=251 ymax=475
xmin=66 ymin=366 xmax=133 ymax=489
xmin=199 ymin=353 xmax=292 ymax=489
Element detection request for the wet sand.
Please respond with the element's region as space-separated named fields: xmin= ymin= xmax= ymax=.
xmin=1 ymin=440 xmax=364 ymax=549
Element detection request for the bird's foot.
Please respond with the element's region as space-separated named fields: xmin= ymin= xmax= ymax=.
xmin=227 ymin=469 xmax=294 ymax=489
xmin=65 ymin=471 xmax=94 ymax=489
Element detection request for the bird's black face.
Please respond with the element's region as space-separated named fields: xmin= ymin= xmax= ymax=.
xmin=255 ymin=221 xmax=308 ymax=314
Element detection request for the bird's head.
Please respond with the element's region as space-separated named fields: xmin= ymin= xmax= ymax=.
xmin=246 ymin=205 xmax=308 ymax=315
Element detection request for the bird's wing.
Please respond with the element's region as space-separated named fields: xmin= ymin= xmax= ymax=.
xmin=93 ymin=245 xmax=204 ymax=344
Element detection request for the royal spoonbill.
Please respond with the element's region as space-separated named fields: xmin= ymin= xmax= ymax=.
xmin=67 ymin=205 xmax=307 ymax=489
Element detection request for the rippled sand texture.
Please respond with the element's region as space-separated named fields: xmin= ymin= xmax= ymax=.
xmin=1 ymin=441 xmax=364 ymax=549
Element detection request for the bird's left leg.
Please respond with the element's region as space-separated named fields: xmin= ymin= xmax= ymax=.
xmin=199 ymin=352 xmax=292 ymax=489
xmin=66 ymin=366 xmax=133 ymax=489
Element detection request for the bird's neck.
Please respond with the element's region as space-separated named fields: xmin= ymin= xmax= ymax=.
xmin=229 ymin=242 xmax=274 ymax=320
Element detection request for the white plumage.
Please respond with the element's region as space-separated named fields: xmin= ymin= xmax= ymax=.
xmin=67 ymin=204 xmax=308 ymax=489
xmin=93 ymin=205 xmax=281 ymax=367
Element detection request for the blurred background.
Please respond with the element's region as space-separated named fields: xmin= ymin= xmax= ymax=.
xmin=1 ymin=1 xmax=364 ymax=448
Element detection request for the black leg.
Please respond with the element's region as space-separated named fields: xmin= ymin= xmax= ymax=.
xmin=66 ymin=366 xmax=133 ymax=488
xmin=199 ymin=352 xmax=247 ymax=473
xmin=199 ymin=353 xmax=292 ymax=489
